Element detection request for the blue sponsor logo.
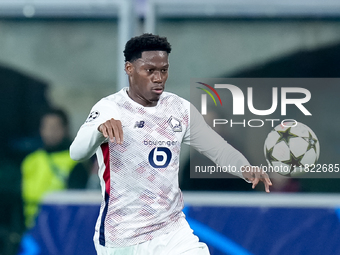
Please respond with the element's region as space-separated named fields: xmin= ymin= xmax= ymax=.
xmin=148 ymin=147 xmax=172 ymax=168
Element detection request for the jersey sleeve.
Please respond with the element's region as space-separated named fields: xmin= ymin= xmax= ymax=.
xmin=70 ymin=98 xmax=118 ymax=161
xmin=182 ymin=102 xmax=250 ymax=180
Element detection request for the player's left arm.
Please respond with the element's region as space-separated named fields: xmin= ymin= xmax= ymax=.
xmin=241 ymin=166 xmax=272 ymax=193
xmin=183 ymin=102 xmax=272 ymax=192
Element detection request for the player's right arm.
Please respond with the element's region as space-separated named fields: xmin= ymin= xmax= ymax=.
xmin=98 ymin=119 xmax=123 ymax=144
xmin=70 ymin=99 xmax=122 ymax=161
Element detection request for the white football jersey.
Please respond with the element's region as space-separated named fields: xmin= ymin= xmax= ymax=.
xmin=70 ymin=88 xmax=249 ymax=247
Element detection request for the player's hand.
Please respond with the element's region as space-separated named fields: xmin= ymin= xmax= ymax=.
xmin=98 ymin=118 xmax=123 ymax=144
xmin=241 ymin=166 xmax=272 ymax=193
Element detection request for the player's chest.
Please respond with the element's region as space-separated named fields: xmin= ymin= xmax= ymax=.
xmin=120 ymin=111 xmax=185 ymax=142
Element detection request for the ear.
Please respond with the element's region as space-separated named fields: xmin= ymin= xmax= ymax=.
xmin=125 ymin=61 xmax=133 ymax=76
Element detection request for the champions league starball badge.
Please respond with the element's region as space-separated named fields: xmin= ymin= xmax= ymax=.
xmin=86 ymin=111 xmax=100 ymax=123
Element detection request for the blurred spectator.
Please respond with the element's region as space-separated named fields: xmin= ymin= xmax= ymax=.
xmin=0 ymin=65 xmax=50 ymax=255
xmin=21 ymin=109 xmax=89 ymax=228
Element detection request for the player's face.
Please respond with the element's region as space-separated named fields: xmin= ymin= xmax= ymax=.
xmin=40 ymin=114 xmax=67 ymax=148
xmin=125 ymin=51 xmax=169 ymax=107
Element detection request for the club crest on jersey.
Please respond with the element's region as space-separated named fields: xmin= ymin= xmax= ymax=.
xmin=86 ymin=111 xmax=100 ymax=123
xmin=168 ymin=116 xmax=182 ymax=132
xmin=134 ymin=121 xmax=145 ymax=128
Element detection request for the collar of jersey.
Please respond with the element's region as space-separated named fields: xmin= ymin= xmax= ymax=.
xmin=122 ymin=87 xmax=164 ymax=109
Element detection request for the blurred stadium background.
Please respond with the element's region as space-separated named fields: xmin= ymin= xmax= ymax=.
xmin=1 ymin=0 xmax=340 ymax=254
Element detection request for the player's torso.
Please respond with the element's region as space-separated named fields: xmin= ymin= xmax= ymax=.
xmin=97 ymin=92 xmax=189 ymax=246
xmin=108 ymin=92 xmax=189 ymax=177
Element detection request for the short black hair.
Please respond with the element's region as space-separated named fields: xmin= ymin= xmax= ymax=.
xmin=124 ymin=33 xmax=172 ymax=62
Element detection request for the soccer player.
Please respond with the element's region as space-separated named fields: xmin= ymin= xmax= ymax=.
xmin=70 ymin=34 xmax=272 ymax=255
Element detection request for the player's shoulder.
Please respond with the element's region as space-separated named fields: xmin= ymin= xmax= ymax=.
xmin=100 ymin=89 xmax=124 ymax=102
xmin=160 ymin=91 xmax=191 ymax=108
xmin=92 ymin=89 xmax=126 ymax=108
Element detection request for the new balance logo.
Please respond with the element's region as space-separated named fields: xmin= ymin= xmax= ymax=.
xmin=134 ymin=121 xmax=145 ymax=128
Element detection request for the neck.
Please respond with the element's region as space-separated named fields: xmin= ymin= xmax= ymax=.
xmin=126 ymin=89 xmax=157 ymax=107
